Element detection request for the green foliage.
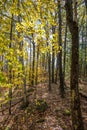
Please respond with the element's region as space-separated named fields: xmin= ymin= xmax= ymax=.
xmin=64 ymin=109 xmax=71 ymax=116
xmin=5 ymin=126 xmax=11 ymax=130
xmin=0 ymin=72 xmax=6 ymax=83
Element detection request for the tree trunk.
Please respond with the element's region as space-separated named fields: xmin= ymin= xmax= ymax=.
xmin=32 ymin=41 xmax=35 ymax=86
xmin=52 ymin=26 xmax=55 ymax=83
xmin=8 ymin=14 xmax=13 ymax=115
xmin=84 ymin=0 xmax=87 ymax=77
xmin=48 ymin=52 xmax=51 ymax=91
xmin=18 ymin=0 xmax=27 ymax=107
xmin=65 ymin=0 xmax=84 ymax=130
xmin=35 ymin=46 xmax=39 ymax=85
xmin=55 ymin=54 xmax=59 ymax=83
xmin=63 ymin=22 xmax=67 ymax=80
xmin=29 ymin=41 xmax=32 ymax=85
xmin=58 ymin=0 xmax=65 ymax=97
xmin=84 ymin=0 xmax=87 ymax=11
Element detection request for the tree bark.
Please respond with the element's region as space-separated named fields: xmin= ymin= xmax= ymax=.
xmin=35 ymin=46 xmax=39 ymax=85
xmin=52 ymin=26 xmax=55 ymax=83
xmin=8 ymin=14 xmax=13 ymax=115
xmin=32 ymin=41 xmax=35 ymax=86
xmin=58 ymin=0 xmax=65 ymax=97
xmin=18 ymin=0 xmax=27 ymax=107
xmin=65 ymin=0 xmax=84 ymax=130
xmin=63 ymin=21 xmax=67 ymax=80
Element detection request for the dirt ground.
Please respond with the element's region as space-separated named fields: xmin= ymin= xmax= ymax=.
xmin=0 ymin=81 xmax=87 ymax=130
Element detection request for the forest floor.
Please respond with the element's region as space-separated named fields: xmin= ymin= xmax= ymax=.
xmin=0 ymin=81 xmax=87 ymax=130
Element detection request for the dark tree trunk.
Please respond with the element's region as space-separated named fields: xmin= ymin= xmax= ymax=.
xmin=47 ymin=41 xmax=51 ymax=91
xmin=84 ymin=33 xmax=87 ymax=77
xmin=84 ymin=0 xmax=87 ymax=10
xmin=63 ymin=22 xmax=67 ymax=80
xmin=52 ymin=26 xmax=55 ymax=83
xmin=58 ymin=0 xmax=65 ymax=97
xmin=84 ymin=0 xmax=87 ymax=77
xmin=80 ymin=28 xmax=84 ymax=77
xmin=29 ymin=41 xmax=32 ymax=84
xmin=8 ymin=14 xmax=13 ymax=115
xmin=36 ymin=46 xmax=39 ymax=85
xmin=32 ymin=41 xmax=35 ymax=86
xmin=65 ymin=0 xmax=84 ymax=130
xmin=48 ymin=52 xmax=51 ymax=91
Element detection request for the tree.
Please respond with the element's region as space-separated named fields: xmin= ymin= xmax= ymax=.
xmin=8 ymin=13 xmax=13 ymax=115
xmin=58 ymin=0 xmax=65 ymax=97
xmin=17 ymin=0 xmax=27 ymax=107
xmin=31 ymin=36 xmax=35 ymax=86
xmin=63 ymin=21 xmax=67 ymax=80
xmin=65 ymin=0 xmax=84 ymax=130
xmin=52 ymin=25 xmax=56 ymax=83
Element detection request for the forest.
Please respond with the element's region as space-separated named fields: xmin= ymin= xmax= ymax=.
xmin=0 ymin=0 xmax=87 ymax=130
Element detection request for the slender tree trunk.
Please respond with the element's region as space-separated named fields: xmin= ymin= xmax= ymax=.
xmin=18 ymin=0 xmax=27 ymax=107
xmin=55 ymin=54 xmax=59 ymax=84
xmin=48 ymin=52 xmax=51 ymax=91
xmin=29 ymin=41 xmax=32 ymax=85
xmin=45 ymin=22 xmax=51 ymax=90
xmin=32 ymin=41 xmax=35 ymax=86
xmin=45 ymin=53 xmax=47 ymax=71
xmin=8 ymin=14 xmax=13 ymax=115
xmin=63 ymin=22 xmax=67 ymax=80
xmin=52 ymin=26 xmax=55 ymax=83
xmin=84 ymin=0 xmax=87 ymax=77
xmin=36 ymin=46 xmax=39 ymax=85
xmin=84 ymin=0 xmax=87 ymax=11
xmin=80 ymin=28 xmax=84 ymax=77
xmin=58 ymin=0 xmax=65 ymax=97
xmin=84 ymin=34 xmax=87 ymax=77
xmin=65 ymin=1 xmax=84 ymax=130
xmin=21 ymin=52 xmax=27 ymax=106
xmin=47 ymin=40 xmax=51 ymax=91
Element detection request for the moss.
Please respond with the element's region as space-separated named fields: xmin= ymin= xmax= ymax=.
xmin=35 ymin=99 xmax=48 ymax=112
xmin=5 ymin=126 xmax=11 ymax=130
xmin=64 ymin=109 xmax=71 ymax=116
